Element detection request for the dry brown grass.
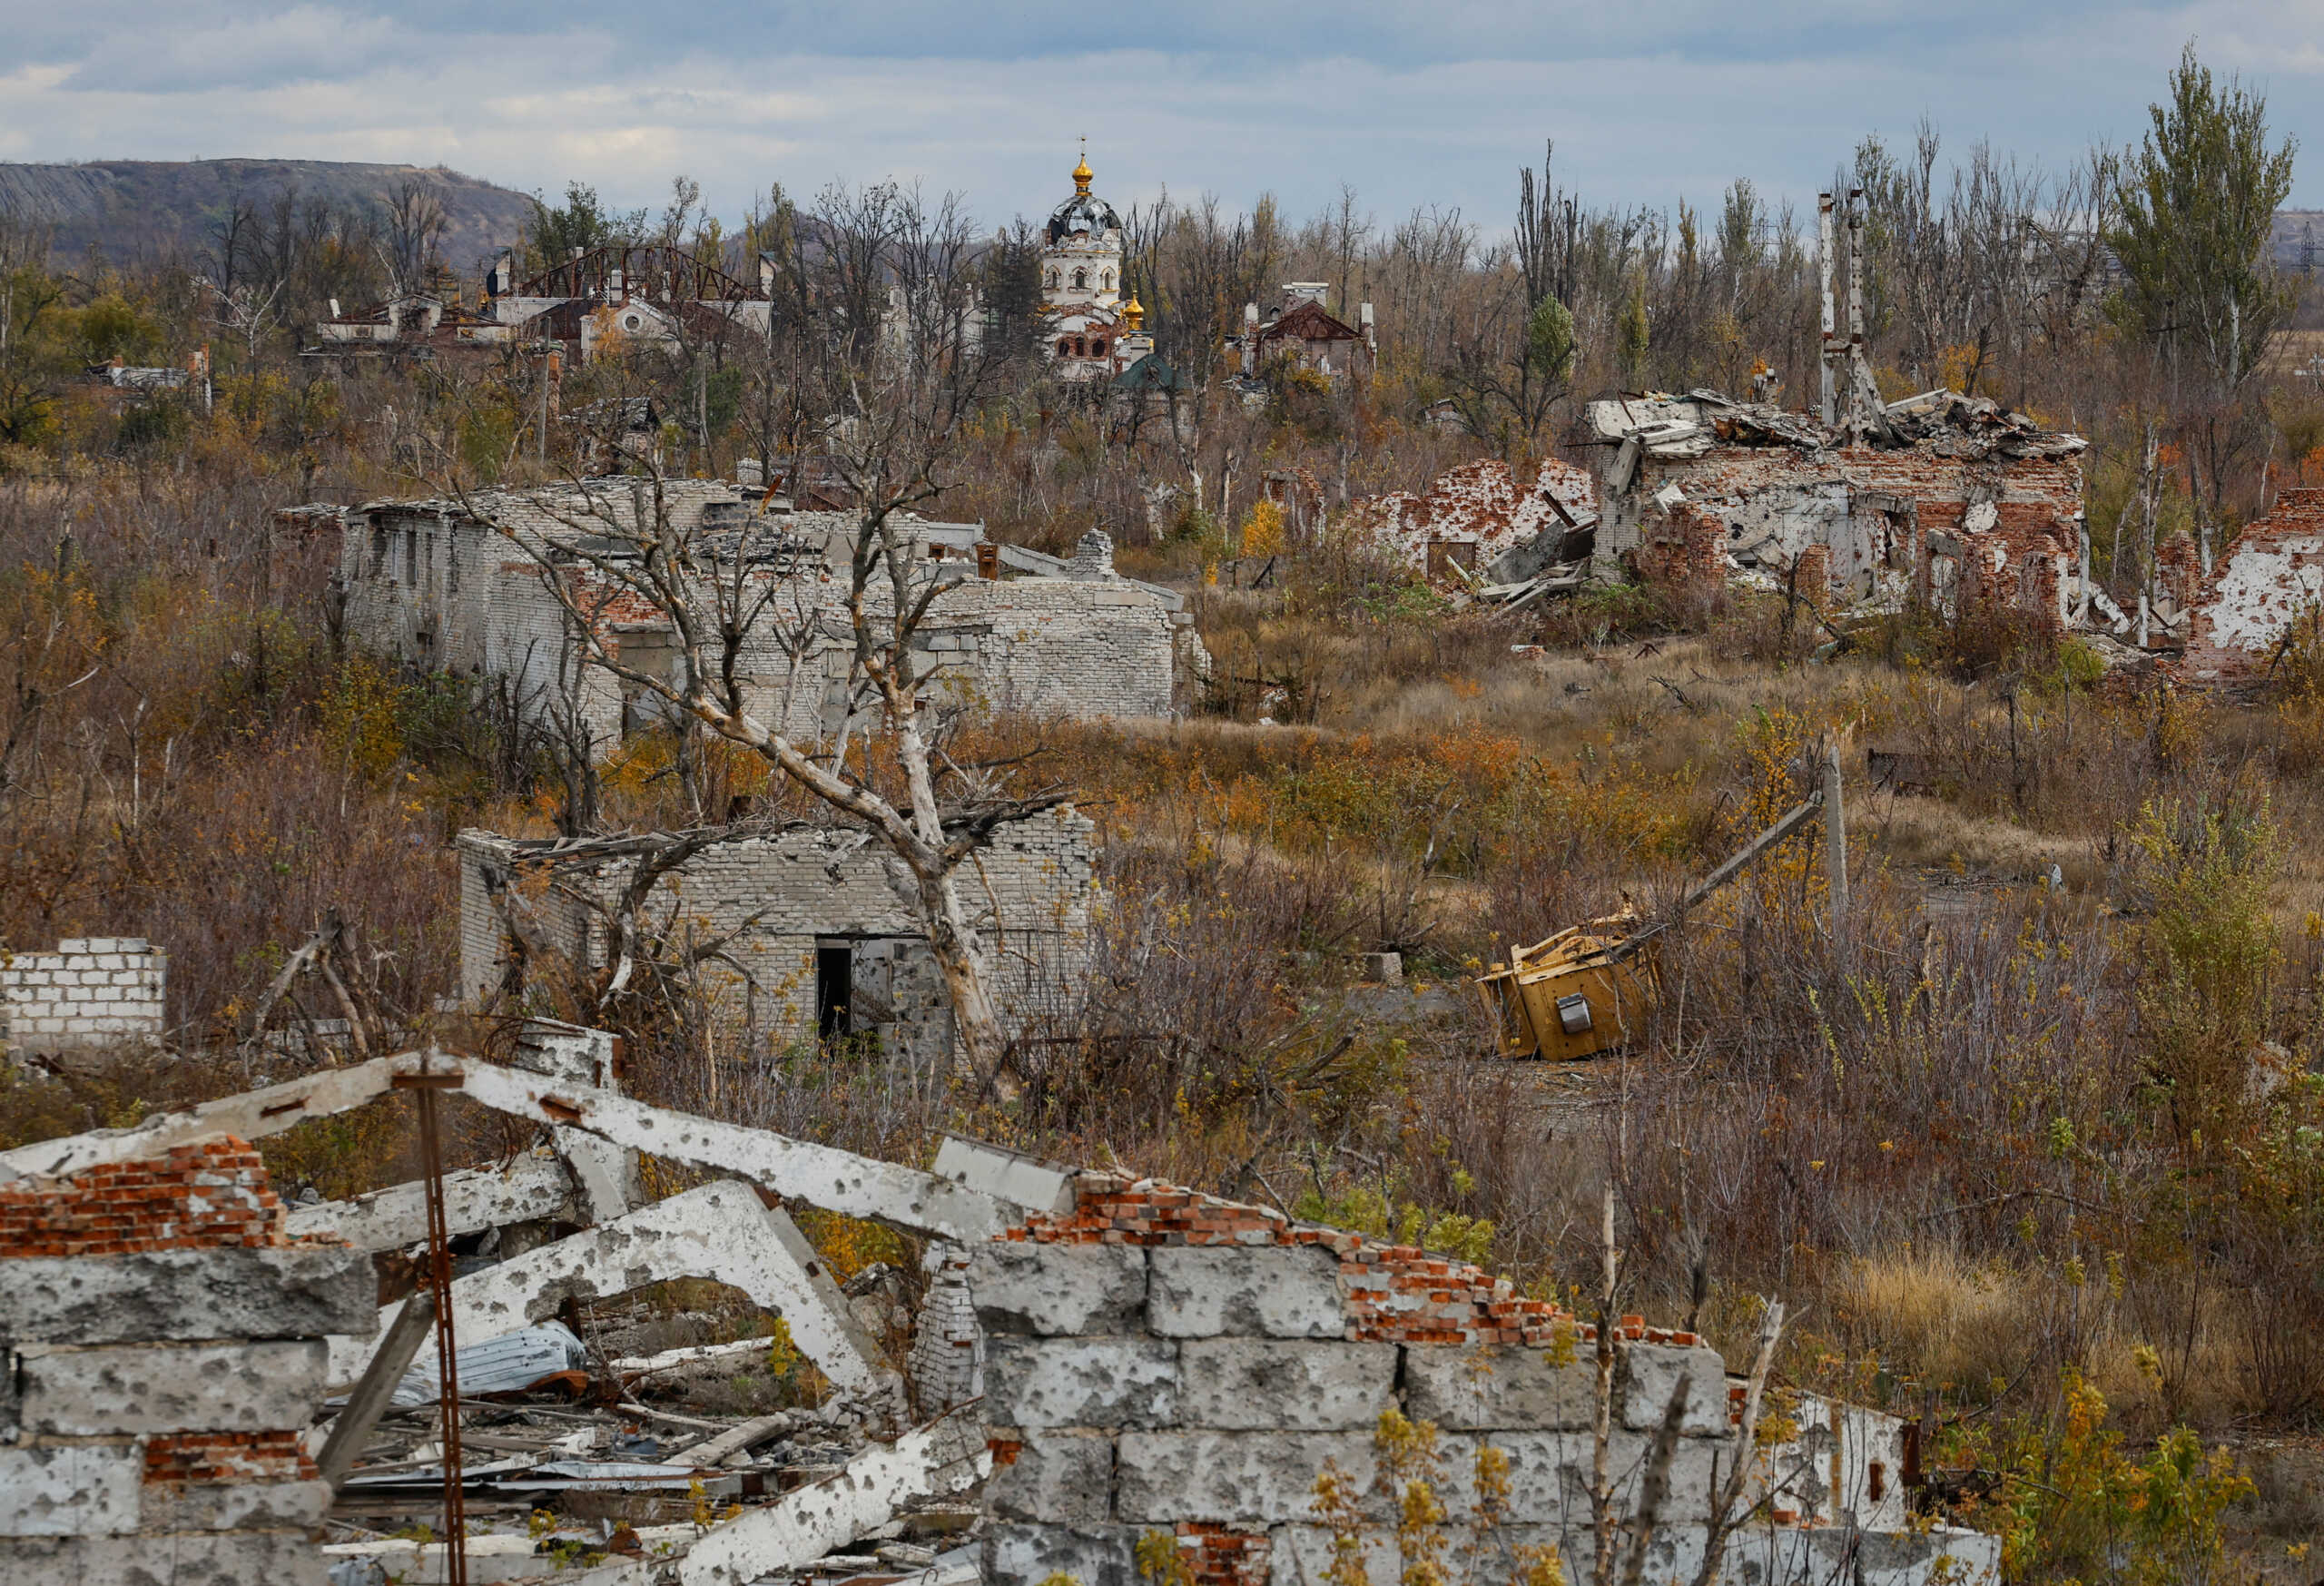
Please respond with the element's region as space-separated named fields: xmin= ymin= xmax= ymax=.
xmin=1830 ymin=1246 xmax=2034 ymax=1394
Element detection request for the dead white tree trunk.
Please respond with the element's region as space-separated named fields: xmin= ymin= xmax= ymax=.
xmin=1590 ymin=1186 xmax=1622 ymax=1586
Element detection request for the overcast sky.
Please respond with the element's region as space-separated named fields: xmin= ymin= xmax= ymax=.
xmin=1 ymin=0 xmax=2316 ymax=235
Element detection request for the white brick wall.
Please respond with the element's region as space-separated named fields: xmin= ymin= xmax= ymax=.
xmin=332 ymin=484 xmax=1188 ymax=750
xmin=1 ymin=939 xmax=168 ymax=1051
xmin=456 ymin=807 xmax=1095 ymax=1063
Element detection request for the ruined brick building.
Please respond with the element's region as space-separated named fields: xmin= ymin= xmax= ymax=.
xmin=1567 ymin=390 xmax=2089 ymax=626
xmin=320 ymin=480 xmax=1202 ymax=752
xmin=2171 ymin=487 xmax=2324 ymax=684
xmin=314 ymin=243 xmax=775 ymax=362
xmin=1229 ymin=284 xmax=1376 ymax=386
xmin=1344 ymin=458 xmax=1599 ymax=582
xmin=3 ymin=1049 xmax=2004 ymax=1586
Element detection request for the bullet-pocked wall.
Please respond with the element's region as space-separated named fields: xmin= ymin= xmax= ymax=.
xmin=0 ymin=1138 xmax=374 ymax=1585
xmin=967 ymin=1173 xmax=2001 ymax=1586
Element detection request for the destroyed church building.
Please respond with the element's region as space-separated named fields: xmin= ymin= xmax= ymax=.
xmin=319 ymin=479 xmax=1204 ymax=750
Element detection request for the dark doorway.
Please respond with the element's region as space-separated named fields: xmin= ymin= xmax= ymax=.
xmin=815 ymin=944 xmax=852 ymax=1041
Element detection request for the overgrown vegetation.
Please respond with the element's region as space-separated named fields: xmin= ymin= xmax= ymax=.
xmin=2 ymin=44 xmax=2319 ymax=1581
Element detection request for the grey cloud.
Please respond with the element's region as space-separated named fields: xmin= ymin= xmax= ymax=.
xmin=62 ymin=6 xmax=399 ymax=94
xmin=0 ymin=6 xmax=2314 ymax=231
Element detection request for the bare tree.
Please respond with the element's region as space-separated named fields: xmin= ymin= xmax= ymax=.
xmin=448 ymin=185 xmax=1058 ymax=1093
xmin=382 ymin=179 xmax=449 ymax=297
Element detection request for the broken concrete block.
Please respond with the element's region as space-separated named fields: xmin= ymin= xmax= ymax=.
xmin=1478 ymin=1429 xmax=1719 ymax=1525
xmin=141 ymin=1477 xmax=334 ymax=1532
xmin=0 ymin=1443 xmax=143 ymax=1536
xmin=675 ymin=1411 xmax=990 ymax=1585
xmin=0 ymin=1247 xmax=375 ymax=1345
xmin=985 ymin=1430 xmax=1116 ymax=1522
xmin=1177 ymin=1339 xmax=1398 ymax=1430
xmin=1147 ymin=1245 xmax=1343 ymax=1338
xmin=1402 ymin=1342 xmax=1596 ymax=1430
xmin=984 ymin=1336 xmax=1177 ymax=1429
xmin=931 ymin=1138 xmax=1077 ymax=1217
xmin=19 ymin=1339 xmax=329 ymax=1434
xmin=982 ymin=1522 xmax=1142 ymax=1586
xmin=969 ymin=1241 xmax=1147 ymax=1335
xmin=0 ymin=1532 xmax=330 ymax=1586
xmin=328 ymin=1182 xmax=886 ymax=1402
xmin=1268 ymin=1524 xmax=1400 ymax=1586
xmin=0 ymin=1056 xmax=401 ymax=1182
xmin=1521 ymin=1520 xmax=1709 ymax=1586
xmin=284 ymin=1152 xmax=575 ymax=1252
xmin=1113 ymin=1431 xmax=1382 ymax=1525
xmin=454 ymin=1059 xmax=1015 ymax=1242
xmin=1618 ymin=1342 xmax=1732 ymax=1437
xmin=554 ymin=1127 xmax=638 ymax=1225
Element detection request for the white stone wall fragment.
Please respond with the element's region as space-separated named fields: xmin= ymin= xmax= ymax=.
xmin=325 ymin=1180 xmax=886 ymax=1399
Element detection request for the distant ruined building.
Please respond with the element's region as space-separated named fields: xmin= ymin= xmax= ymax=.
xmin=312 ymin=243 xmax=774 ymax=362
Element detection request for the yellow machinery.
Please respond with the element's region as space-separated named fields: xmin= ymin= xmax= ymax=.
xmin=1474 ymin=786 xmax=1830 ymax=1060
xmin=1474 ymin=914 xmax=1657 ymax=1061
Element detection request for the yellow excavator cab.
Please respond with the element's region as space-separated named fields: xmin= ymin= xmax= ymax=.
xmin=1473 ymin=913 xmax=1658 ymax=1061
xmin=1471 ymin=780 xmax=1835 ymax=1063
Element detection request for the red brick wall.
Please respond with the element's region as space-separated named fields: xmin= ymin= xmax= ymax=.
xmin=0 ymin=1138 xmax=286 ymax=1258
xmin=4 ymin=1140 xmax=328 ymax=1512
xmin=1174 ymin=1522 xmax=1272 ymax=1586
xmin=1636 ymin=504 xmax=1726 ymax=596
xmin=144 ymin=1431 xmax=317 ymax=1485
xmin=1615 ymin=442 xmax=2081 ymax=631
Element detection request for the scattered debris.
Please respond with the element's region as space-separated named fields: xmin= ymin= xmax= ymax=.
xmin=1571 ymin=387 xmax=2091 ymax=630
xmin=1344 ymin=458 xmax=1598 ymax=584
xmin=3 ymin=1023 xmax=1997 ymax=1586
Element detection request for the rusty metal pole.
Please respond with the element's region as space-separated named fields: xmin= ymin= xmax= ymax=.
xmin=412 ymin=1049 xmax=469 ymax=1584
xmin=1825 ymin=743 xmax=1849 ymax=962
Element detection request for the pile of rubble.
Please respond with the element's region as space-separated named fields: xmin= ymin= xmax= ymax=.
xmin=1625 ymin=387 xmax=2088 ymax=462
xmin=1 ymin=1024 xmax=2005 ymax=1586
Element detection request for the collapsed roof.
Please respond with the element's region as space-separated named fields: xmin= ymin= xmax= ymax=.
xmin=1576 ymin=387 xmax=2088 ymax=465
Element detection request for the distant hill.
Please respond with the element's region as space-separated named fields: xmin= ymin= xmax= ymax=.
xmin=0 ymin=159 xmax=537 ymax=271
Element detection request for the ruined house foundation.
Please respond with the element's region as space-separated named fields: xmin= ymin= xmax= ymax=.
xmin=0 ymin=1045 xmax=2000 ymax=1586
